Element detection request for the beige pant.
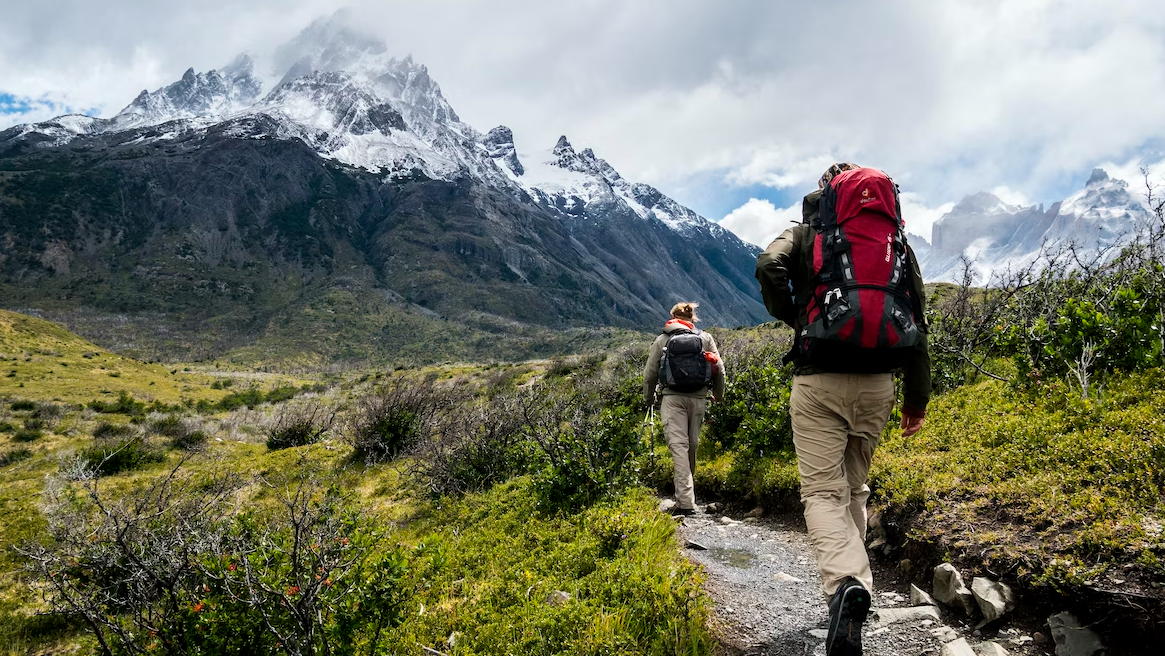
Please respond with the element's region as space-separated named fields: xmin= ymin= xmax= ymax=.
xmin=661 ymin=394 xmax=706 ymax=510
xmin=791 ymin=372 xmax=895 ymax=596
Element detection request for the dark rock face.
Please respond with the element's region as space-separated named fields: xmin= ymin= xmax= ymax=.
xmin=0 ymin=124 xmax=766 ymax=361
xmin=480 ymin=126 xmax=524 ymax=176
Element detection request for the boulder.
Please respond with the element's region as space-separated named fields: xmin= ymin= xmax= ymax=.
xmin=911 ymin=583 xmax=938 ymax=606
xmin=976 ymin=641 xmax=1010 ymax=656
xmin=659 ymin=498 xmax=677 ymax=513
xmin=1047 ymin=612 xmax=1105 ymax=656
xmin=745 ymin=507 xmax=764 ymax=518
xmin=868 ymin=605 xmax=941 ymax=628
xmin=933 ymin=563 xmax=977 ymax=615
xmin=941 ymin=637 xmax=977 ymax=656
xmin=971 ymin=578 xmax=1016 ymax=622
xmin=704 ymin=502 xmax=723 ymax=514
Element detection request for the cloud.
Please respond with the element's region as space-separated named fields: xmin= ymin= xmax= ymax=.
xmin=720 ymin=198 xmax=801 ymax=247
xmin=899 ymin=193 xmax=955 ymax=243
xmin=1 ymin=0 xmax=1164 ymax=216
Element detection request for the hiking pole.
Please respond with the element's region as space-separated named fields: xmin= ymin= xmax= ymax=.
xmin=644 ymin=405 xmax=656 ymax=473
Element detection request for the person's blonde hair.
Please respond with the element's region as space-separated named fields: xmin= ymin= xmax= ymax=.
xmin=670 ymin=302 xmax=699 ymax=323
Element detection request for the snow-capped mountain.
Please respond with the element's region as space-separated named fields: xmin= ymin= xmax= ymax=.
xmin=0 ymin=12 xmax=767 ymax=362
xmin=917 ymin=169 xmax=1153 ymax=282
xmin=111 ymin=54 xmax=262 ymax=131
xmin=11 ymin=13 xmax=723 ymax=241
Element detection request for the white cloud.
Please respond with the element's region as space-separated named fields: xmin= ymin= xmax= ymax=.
xmin=899 ymin=193 xmax=955 ymax=243
xmin=2 ymin=1 xmax=1165 ymax=215
xmin=988 ymin=186 xmax=1033 ymax=208
xmin=719 ymin=198 xmax=801 ymax=247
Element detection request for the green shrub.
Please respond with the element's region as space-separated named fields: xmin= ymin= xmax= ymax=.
xmin=348 ymin=378 xmax=447 ymax=463
xmin=23 ymin=464 xmax=410 ymax=656
xmin=0 ymin=447 xmax=32 ymax=466
xmin=0 ymin=421 xmax=14 ymax=433
xmin=88 ymin=391 xmax=146 ymax=415
xmin=170 ymin=429 xmax=208 ymax=451
xmin=13 ymin=429 xmax=42 ymax=442
xmin=872 ymin=369 xmax=1165 ymax=588
xmin=22 ymin=418 xmax=44 ymax=431
xmin=10 ymin=400 xmax=36 ymax=411
xmin=701 ymin=329 xmax=794 ymax=454
xmin=92 ymin=421 xmax=132 ymax=439
xmin=265 ymin=402 xmax=336 ymax=451
xmin=77 ymin=436 xmax=164 ymax=476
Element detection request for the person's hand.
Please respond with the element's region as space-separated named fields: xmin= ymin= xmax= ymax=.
xmin=900 ymin=414 xmax=924 ymax=437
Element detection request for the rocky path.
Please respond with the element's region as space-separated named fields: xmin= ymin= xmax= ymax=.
xmin=669 ymin=503 xmax=1054 ymax=656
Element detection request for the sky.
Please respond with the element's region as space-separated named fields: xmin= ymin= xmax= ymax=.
xmin=3 ymin=0 xmax=1165 ymax=246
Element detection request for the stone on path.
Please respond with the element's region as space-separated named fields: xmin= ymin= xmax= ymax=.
xmin=911 ymin=583 xmax=939 ymax=606
xmin=773 ymin=571 xmax=803 ymax=583
xmin=933 ymin=563 xmax=978 ymax=615
xmin=704 ymin=502 xmax=722 ymax=514
xmin=808 ymin=628 xmax=828 ymax=639
xmin=684 ymin=539 xmax=708 ymax=550
xmin=659 ymin=498 xmax=677 ymax=513
xmin=868 ymin=605 xmax=941 ymax=628
xmin=971 ymin=577 xmax=1016 ymax=622
xmin=745 ymin=507 xmax=764 ymax=518
xmin=976 ymin=641 xmax=1010 ymax=656
xmin=1047 ymin=611 xmax=1105 ymax=656
xmin=940 ymin=637 xmax=977 ymax=656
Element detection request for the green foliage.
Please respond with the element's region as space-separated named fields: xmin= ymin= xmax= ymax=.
xmin=704 ymin=329 xmax=794 ymax=454
xmin=87 ymin=391 xmax=145 ymax=416
xmin=872 ymin=370 xmax=1165 ymax=588
xmin=265 ymin=402 xmax=336 ymax=451
xmin=9 ymin=400 xmax=36 ymax=411
xmin=1001 ymin=279 xmax=1163 ymax=387
xmin=347 ymin=378 xmax=448 ymax=463
xmin=0 ymin=447 xmax=32 ymax=466
xmin=77 ymin=436 xmax=164 ymax=476
xmin=92 ymin=421 xmax=132 ymax=440
xmin=377 ymin=479 xmax=712 ymax=655
xmin=13 ymin=428 xmax=43 ymax=442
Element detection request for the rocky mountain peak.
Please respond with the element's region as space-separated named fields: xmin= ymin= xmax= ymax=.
xmin=1087 ymin=168 xmax=1110 ymax=186
xmin=480 ymin=125 xmax=523 ymax=176
xmin=110 ymin=56 xmax=262 ymax=130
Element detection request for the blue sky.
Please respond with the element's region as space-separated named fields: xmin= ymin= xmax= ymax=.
xmin=2 ymin=1 xmax=1164 ymax=246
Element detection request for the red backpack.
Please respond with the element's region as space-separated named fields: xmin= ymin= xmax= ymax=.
xmin=794 ymin=167 xmax=924 ymax=371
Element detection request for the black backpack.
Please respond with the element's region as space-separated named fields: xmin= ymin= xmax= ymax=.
xmin=658 ymin=329 xmax=712 ymax=393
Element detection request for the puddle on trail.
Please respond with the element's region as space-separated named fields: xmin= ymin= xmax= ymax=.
xmin=707 ymin=547 xmax=757 ymax=569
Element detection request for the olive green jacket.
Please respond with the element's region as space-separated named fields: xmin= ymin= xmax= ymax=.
xmin=754 ymin=189 xmax=932 ymax=416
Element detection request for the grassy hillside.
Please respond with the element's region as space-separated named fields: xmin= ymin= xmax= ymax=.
xmin=0 ymin=309 xmax=229 ymax=405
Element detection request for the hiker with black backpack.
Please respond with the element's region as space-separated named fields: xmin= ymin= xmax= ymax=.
xmin=756 ymin=163 xmax=931 ymax=656
xmin=643 ymin=302 xmax=726 ymax=516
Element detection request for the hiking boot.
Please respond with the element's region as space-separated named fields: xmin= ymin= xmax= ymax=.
xmin=672 ymin=506 xmax=699 ymax=517
xmin=825 ymin=577 xmax=871 ymax=656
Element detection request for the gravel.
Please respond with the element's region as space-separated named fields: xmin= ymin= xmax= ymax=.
xmin=673 ymin=506 xmax=1049 ymax=656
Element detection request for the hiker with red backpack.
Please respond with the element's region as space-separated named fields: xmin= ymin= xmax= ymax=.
xmin=643 ymin=302 xmax=726 ymax=516
xmin=756 ymin=163 xmax=931 ymax=656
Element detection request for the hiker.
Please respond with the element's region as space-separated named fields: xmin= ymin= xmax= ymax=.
xmin=643 ymin=302 xmax=726 ymax=516
xmin=756 ymin=163 xmax=931 ymax=656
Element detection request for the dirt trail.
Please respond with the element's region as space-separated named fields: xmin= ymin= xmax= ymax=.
xmin=673 ymin=507 xmax=1047 ymax=656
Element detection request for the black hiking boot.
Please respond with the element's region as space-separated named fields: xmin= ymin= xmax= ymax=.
xmin=825 ymin=577 xmax=871 ymax=656
xmin=671 ymin=506 xmax=699 ymax=517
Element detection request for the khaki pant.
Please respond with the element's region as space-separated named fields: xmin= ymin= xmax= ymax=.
xmin=661 ymin=394 xmax=706 ymax=510
xmin=791 ymin=372 xmax=895 ymax=596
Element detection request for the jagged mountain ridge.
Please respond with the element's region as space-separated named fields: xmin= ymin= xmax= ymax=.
xmin=0 ymin=14 xmax=766 ymax=363
xmin=915 ymin=169 xmax=1154 ymax=282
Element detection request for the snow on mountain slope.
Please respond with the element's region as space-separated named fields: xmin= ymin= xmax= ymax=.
xmin=4 ymin=12 xmax=737 ymax=246
xmin=917 ymin=168 xmax=1153 ymax=282
xmin=110 ymin=54 xmax=262 ymax=131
